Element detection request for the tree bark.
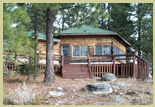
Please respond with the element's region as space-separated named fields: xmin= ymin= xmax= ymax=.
xmin=34 ymin=11 xmax=38 ymax=80
xmin=44 ymin=8 xmax=55 ymax=83
xmin=137 ymin=4 xmax=141 ymax=57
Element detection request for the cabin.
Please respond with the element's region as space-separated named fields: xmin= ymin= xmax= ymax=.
xmin=58 ymin=25 xmax=149 ymax=79
xmin=4 ymin=25 xmax=149 ymax=79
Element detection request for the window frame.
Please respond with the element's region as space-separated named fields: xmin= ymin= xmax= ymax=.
xmin=61 ymin=44 xmax=69 ymax=56
xmin=95 ymin=45 xmax=111 ymax=55
xmin=72 ymin=45 xmax=88 ymax=57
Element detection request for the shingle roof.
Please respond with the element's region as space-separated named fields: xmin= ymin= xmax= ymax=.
xmin=61 ymin=25 xmax=117 ymax=34
xmin=59 ymin=25 xmax=130 ymax=46
xmin=26 ymin=31 xmax=61 ymax=42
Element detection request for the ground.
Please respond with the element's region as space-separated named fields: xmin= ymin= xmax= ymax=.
xmin=3 ymin=73 xmax=153 ymax=105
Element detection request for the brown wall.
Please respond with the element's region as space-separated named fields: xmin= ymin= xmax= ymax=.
xmin=60 ymin=35 xmax=127 ymax=60
xmin=37 ymin=41 xmax=60 ymax=55
xmin=37 ymin=35 xmax=127 ymax=61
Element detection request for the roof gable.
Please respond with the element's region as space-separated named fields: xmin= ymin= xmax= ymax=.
xmin=59 ymin=25 xmax=130 ymax=46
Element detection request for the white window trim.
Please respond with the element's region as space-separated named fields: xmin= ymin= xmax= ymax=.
xmin=72 ymin=46 xmax=88 ymax=57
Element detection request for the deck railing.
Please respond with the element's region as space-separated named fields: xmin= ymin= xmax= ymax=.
xmin=3 ymin=53 xmax=62 ymax=73
xmin=88 ymin=54 xmax=149 ymax=80
xmin=37 ymin=53 xmax=62 ymax=73
xmin=3 ymin=61 xmax=16 ymax=72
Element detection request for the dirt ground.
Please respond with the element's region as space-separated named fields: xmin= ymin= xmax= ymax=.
xmin=3 ymin=73 xmax=153 ymax=105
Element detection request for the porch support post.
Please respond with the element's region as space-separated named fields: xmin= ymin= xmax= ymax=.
xmin=88 ymin=54 xmax=91 ymax=77
xmin=113 ymin=56 xmax=116 ymax=75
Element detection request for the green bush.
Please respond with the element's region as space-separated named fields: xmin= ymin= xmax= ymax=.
xmin=9 ymin=71 xmax=15 ymax=77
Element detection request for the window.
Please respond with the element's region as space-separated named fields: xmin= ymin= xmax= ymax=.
xmin=103 ymin=45 xmax=110 ymax=55
xmin=73 ymin=46 xmax=87 ymax=57
xmin=73 ymin=46 xmax=79 ymax=56
xmin=95 ymin=45 xmax=102 ymax=55
xmin=113 ymin=46 xmax=125 ymax=58
xmin=81 ymin=46 xmax=87 ymax=56
xmin=61 ymin=45 xmax=69 ymax=56
xmin=95 ymin=45 xmax=111 ymax=55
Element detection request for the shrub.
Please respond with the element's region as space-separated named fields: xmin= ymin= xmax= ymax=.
xmin=8 ymin=81 xmax=36 ymax=105
xmin=9 ymin=71 xmax=15 ymax=77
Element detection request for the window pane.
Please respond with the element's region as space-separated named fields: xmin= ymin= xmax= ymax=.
xmin=73 ymin=46 xmax=79 ymax=56
xmin=81 ymin=46 xmax=87 ymax=56
xmin=95 ymin=45 xmax=102 ymax=55
xmin=113 ymin=46 xmax=117 ymax=55
xmin=103 ymin=45 xmax=110 ymax=55
xmin=62 ymin=45 xmax=69 ymax=56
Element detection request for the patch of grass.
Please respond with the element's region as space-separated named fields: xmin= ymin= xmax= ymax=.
xmin=41 ymin=97 xmax=49 ymax=101
xmin=29 ymin=95 xmax=42 ymax=105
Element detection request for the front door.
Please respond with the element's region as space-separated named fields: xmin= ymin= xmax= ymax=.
xmin=61 ymin=45 xmax=70 ymax=64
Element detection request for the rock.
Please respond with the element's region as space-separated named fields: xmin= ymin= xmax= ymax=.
xmin=84 ymin=83 xmax=113 ymax=94
xmin=119 ymin=92 xmax=124 ymax=95
xmin=55 ymin=103 xmax=59 ymax=105
xmin=73 ymin=78 xmax=82 ymax=81
xmin=77 ymin=94 xmax=86 ymax=98
xmin=145 ymin=79 xmax=153 ymax=83
xmin=113 ymin=82 xmax=130 ymax=87
xmin=101 ymin=73 xmax=117 ymax=81
xmin=72 ymin=90 xmax=76 ymax=92
xmin=114 ymin=89 xmax=117 ymax=92
xmin=113 ymin=95 xmax=125 ymax=102
xmin=85 ymin=78 xmax=91 ymax=81
xmin=57 ymin=87 xmax=63 ymax=91
xmin=68 ymin=101 xmax=75 ymax=104
xmin=112 ymin=85 xmax=119 ymax=89
xmin=93 ymin=77 xmax=101 ymax=81
xmin=49 ymin=91 xmax=64 ymax=97
xmin=92 ymin=102 xmax=102 ymax=105
xmin=144 ymin=91 xmax=152 ymax=95
xmin=126 ymin=91 xmax=138 ymax=95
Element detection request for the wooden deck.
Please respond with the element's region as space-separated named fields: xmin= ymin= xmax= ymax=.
xmin=62 ymin=54 xmax=149 ymax=79
xmin=4 ymin=53 xmax=149 ymax=80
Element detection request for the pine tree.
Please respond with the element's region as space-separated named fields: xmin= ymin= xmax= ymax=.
xmin=133 ymin=3 xmax=153 ymax=76
xmin=3 ymin=3 xmax=32 ymax=71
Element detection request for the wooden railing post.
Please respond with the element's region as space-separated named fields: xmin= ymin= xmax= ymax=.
xmin=62 ymin=55 xmax=64 ymax=67
xmin=88 ymin=54 xmax=91 ymax=77
xmin=113 ymin=56 xmax=116 ymax=75
xmin=133 ymin=54 xmax=136 ymax=78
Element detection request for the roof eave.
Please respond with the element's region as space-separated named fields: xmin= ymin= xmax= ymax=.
xmin=58 ymin=33 xmax=130 ymax=46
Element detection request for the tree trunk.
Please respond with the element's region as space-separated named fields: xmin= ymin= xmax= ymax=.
xmin=27 ymin=56 xmax=31 ymax=81
xmin=107 ymin=3 xmax=111 ymax=30
xmin=62 ymin=14 xmax=64 ymax=31
xmin=137 ymin=4 xmax=141 ymax=57
xmin=44 ymin=8 xmax=55 ymax=83
xmin=34 ymin=11 xmax=38 ymax=80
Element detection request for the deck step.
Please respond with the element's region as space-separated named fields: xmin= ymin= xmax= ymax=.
xmin=62 ymin=73 xmax=90 ymax=79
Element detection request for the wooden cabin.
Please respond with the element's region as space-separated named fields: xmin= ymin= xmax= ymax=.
xmin=26 ymin=31 xmax=61 ymax=65
xmin=59 ymin=25 xmax=130 ymax=64
xmin=58 ymin=25 xmax=149 ymax=79
xmin=3 ymin=26 xmax=149 ymax=79
xmin=10 ymin=25 xmax=147 ymax=79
